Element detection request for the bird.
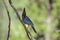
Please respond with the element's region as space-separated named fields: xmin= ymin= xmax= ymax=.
xmin=22 ymin=8 xmax=37 ymax=33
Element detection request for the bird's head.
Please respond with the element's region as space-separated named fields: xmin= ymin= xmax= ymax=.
xmin=22 ymin=8 xmax=26 ymax=18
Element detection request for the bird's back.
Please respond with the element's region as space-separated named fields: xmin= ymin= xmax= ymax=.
xmin=22 ymin=16 xmax=33 ymax=25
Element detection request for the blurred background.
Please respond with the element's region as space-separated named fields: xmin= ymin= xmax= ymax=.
xmin=0 ymin=0 xmax=60 ymax=40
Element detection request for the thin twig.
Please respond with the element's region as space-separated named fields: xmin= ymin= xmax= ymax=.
xmin=3 ymin=0 xmax=11 ymax=40
xmin=8 ymin=0 xmax=33 ymax=40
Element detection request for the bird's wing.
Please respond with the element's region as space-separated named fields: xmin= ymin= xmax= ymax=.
xmin=23 ymin=16 xmax=33 ymax=25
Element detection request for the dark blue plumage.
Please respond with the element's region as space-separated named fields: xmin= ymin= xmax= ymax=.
xmin=22 ymin=8 xmax=37 ymax=33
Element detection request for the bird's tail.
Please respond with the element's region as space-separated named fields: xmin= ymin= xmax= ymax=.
xmin=31 ymin=25 xmax=37 ymax=33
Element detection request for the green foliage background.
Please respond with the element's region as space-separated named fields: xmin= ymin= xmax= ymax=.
xmin=0 ymin=0 xmax=60 ymax=40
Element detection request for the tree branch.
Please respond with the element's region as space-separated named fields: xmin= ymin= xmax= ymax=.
xmin=45 ymin=0 xmax=53 ymax=40
xmin=8 ymin=0 xmax=33 ymax=40
xmin=47 ymin=0 xmax=53 ymax=15
xmin=3 ymin=0 xmax=11 ymax=40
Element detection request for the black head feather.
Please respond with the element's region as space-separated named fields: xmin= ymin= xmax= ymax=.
xmin=22 ymin=8 xmax=26 ymax=18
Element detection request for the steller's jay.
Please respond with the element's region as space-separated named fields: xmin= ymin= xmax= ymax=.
xmin=22 ymin=8 xmax=37 ymax=33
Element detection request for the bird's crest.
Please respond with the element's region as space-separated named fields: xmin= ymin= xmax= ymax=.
xmin=22 ymin=8 xmax=26 ymax=18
